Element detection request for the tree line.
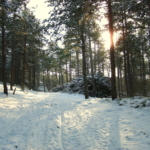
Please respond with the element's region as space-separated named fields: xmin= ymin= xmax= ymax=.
xmin=44 ymin=0 xmax=150 ymax=99
xmin=0 ymin=0 xmax=47 ymax=94
xmin=0 ymin=0 xmax=150 ymax=99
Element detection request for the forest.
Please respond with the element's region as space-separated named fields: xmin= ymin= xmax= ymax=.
xmin=0 ymin=0 xmax=150 ymax=99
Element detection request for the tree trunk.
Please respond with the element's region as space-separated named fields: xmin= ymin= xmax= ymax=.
xmin=32 ymin=65 xmax=36 ymax=90
xmin=121 ymin=10 xmax=128 ymax=96
xmin=65 ymin=63 xmax=68 ymax=82
xmin=88 ymin=25 xmax=96 ymax=97
xmin=1 ymin=0 xmax=8 ymax=95
xmin=93 ymin=43 xmax=97 ymax=74
xmin=43 ymin=70 xmax=46 ymax=92
xmin=28 ymin=66 xmax=31 ymax=90
xmin=10 ymin=13 xmax=16 ymax=91
xmin=60 ymin=65 xmax=63 ymax=86
xmin=76 ymin=50 xmax=80 ymax=75
xmin=119 ymin=68 xmax=123 ymax=97
xmin=10 ymin=32 xmax=15 ymax=90
xmin=69 ymin=52 xmax=72 ymax=82
xmin=124 ymin=11 xmax=133 ymax=97
xmin=80 ymin=25 xmax=89 ymax=99
xmin=116 ymin=49 xmax=120 ymax=97
xmin=141 ymin=49 xmax=146 ymax=96
xmin=46 ymin=69 xmax=50 ymax=91
xmin=149 ymin=59 xmax=150 ymax=79
xmin=21 ymin=28 xmax=27 ymax=91
xmin=58 ymin=71 xmax=61 ymax=85
xmin=55 ymin=68 xmax=58 ymax=80
xmin=107 ymin=0 xmax=117 ymax=100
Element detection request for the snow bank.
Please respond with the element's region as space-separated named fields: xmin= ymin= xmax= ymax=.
xmin=117 ymin=96 xmax=150 ymax=109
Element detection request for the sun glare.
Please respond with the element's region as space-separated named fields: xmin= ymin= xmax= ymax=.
xmin=102 ymin=31 xmax=118 ymax=49
xmin=27 ymin=0 xmax=50 ymax=21
xmin=28 ymin=0 xmax=118 ymax=50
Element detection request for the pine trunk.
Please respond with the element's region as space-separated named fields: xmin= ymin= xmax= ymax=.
xmin=1 ymin=0 xmax=8 ymax=95
xmin=88 ymin=25 xmax=96 ymax=97
xmin=32 ymin=65 xmax=36 ymax=90
xmin=69 ymin=52 xmax=72 ymax=82
xmin=107 ymin=0 xmax=117 ymax=100
xmin=124 ymin=13 xmax=133 ymax=97
xmin=28 ymin=66 xmax=31 ymax=90
xmin=43 ymin=70 xmax=46 ymax=92
xmin=21 ymin=30 xmax=27 ymax=91
xmin=10 ymin=33 xmax=15 ymax=90
xmin=10 ymin=14 xmax=16 ymax=91
xmin=93 ymin=43 xmax=97 ymax=74
xmin=76 ymin=50 xmax=80 ymax=75
xmin=80 ymin=25 xmax=89 ymax=99
xmin=121 ymin=11 xmax=128 ymax=96
xmin=66 ymin=63 xmax=68 ymax=82
xmin=141 ymin=49 xmax=146 ymax=96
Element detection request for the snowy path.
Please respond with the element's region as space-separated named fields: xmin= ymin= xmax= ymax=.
xmin=0 ymin=90 xmax=150 ymax=150
xmin=56 ymin=95 xmax=150 ymax=150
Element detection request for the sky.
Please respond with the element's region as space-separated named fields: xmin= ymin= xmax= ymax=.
xmin=27 ymin=0 xmax=51 ymax=21
xmin=27 ymin=0 xmax=115 ymax=49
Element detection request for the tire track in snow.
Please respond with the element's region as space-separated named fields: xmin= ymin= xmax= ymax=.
xmin=0 ymin=96 xmax=49 ymax=139
xmin=76 ymin=100 xmax=112 ymax=148
xmin=26 ymin=97 xmax=54 ymax=150
xmin=25 ymin=94 xmax=65 ymax=150
xmin=25 ymin=94 xmax=59 ymax=150
xmin=59 ymin=98 xmax=114 ymax=150
xmin=0 ymin=94 xmax=55 ymax=150
xmin=56 ymin=99 xmax=65 ymax=150
xmin=56 ymin=97 xmax=79 ymax=150
xmin=75 ymin=100 xmax=121 ymax=149
xmin=74 ymin=101 xmax=99 ymax=149
xmin=57 ymin=97 xmax=95 ymax=150
xmin=72 ymin=105 xmax=99 ymax=149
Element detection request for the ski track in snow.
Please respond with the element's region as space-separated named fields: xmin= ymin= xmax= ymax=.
xmin=0 ymin=90 xmax=150 ymax=150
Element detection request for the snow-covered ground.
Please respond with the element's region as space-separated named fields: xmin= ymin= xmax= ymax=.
xmin=0 ymin=84 xmax=150 ymax=150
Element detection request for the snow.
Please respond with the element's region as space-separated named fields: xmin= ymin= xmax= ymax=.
xmin=0 ymin=84 xmax=150 ymax=150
